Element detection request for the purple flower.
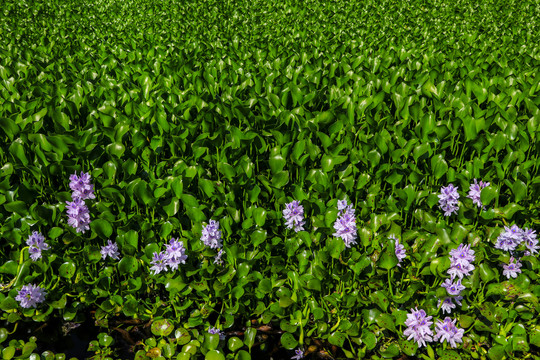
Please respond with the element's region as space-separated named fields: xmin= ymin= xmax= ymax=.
xmin=467 ymin=179 xmax=489 ymax=209
xmin=333 ymin=199 xmax=357 ymax=248
xmin=495 ymin=225 xmax=523 ymax=252
xmin=390 ymin=235 xmax=406 ymax=267
xmin=447 ymin=262 xmax=475 ymax=280
xmin=441 ymin=279 xmax=466 ymax=296
xmin=100 ymin=240 xmax=120 ymax=260
xmin=449 ymin=244 xmax=475 ymax=266
xmin=15 ymin=284 xmax=47 ymax=308
xmin=502 ymin=256 xmax=522 ymax=279
xmin=201 ymin=219 xmax=223 ymax=249
xmin=208 ymin=327 xmax=226 ymax=340
xmin=333 ymin=212 xmax=357 ymax=248
xmin=523 ymin=228 xmax=538 ymax=256
xmin=403 ymin=308 xmax=433 ymax=348
xmin=165 ymin=238 xmax=187 ymax=270
xmin=65 ymin=198 xmax=91 ymax=233
xmin=292 ymin=348 xmax=304 ymax=360
xmin=438 ymin=184 xmax=460 ymax=216
xmin=283 ymin=200 xmax=305 ymax=232
xmin=434 ymin=317 xmax=464 ymax=348
xmin=26 ymin=231 xmax=50 ymax=261
xmin=447 ymin=244 xmax=475 ymax=279
xmin=69 ymin=171 xmax=95 ymax=200
xmin=150 ymin=252 xmax=168 ymax=275
xmin=214 ymin=249 xmax=224 ymax=265
xmin=438 ymin=297 xmax=456 ymax=314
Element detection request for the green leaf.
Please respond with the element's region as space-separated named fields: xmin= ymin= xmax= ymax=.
xmin=280 ymin=332 xmax=298 ymax=350
xmin=272 ymin=171 xmax=289 ymax=188
xmin=91 ymin=219 xmax=113 ymax=238
xmin=431 ymin=154 xmax=448 ymax=180
xmin=480 ymin=186 xmax=498 ymax=206
xmin=243 ymin=327 xmax=256 ymax=352
xmin=376 ymin=313 xmax=396 ymax=332
xmin=59 ymin=261 xmax=76 ymax=278
xmin=328 ymin=332 xmax=346 ymax=347
xmin=228 ymin=337 xmax=243 ymax=352
xmin=151 ymin=319 xmax=174 ymax=337
xmin=205 ymin=350 xmax=225 ymax=360
xmin=118 ymin=256 xmax=138 ymax=274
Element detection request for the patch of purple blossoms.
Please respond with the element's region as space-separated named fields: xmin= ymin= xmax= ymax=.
xmin=65 ymin=198 xmax=91 ymax=233
xmin=292 ymin=348 xmax=304 ymax=360
xmin=150 ymin=252 xmax=168 ymax=275
xmin=494 ymin=225 xmax=524 ymax=252
xmin=15 ymin=284 xmax=47 ymax=308
xmin=502 ymin=256 xmax=522 ymax=279
xmin=441 ymin=279 xmax=466 ymax=296
xmin=69 ymin=171 xmax=95 ymax=200
xmin=403 ymin=308 xmax=433 ymax=348
xmin=434 ymin=317 xmax=464 ymax=348
xmin=333 ymin=199 xmax=357 ymax=248
xmin=438 ymin=296 xmax=463 ymax=314
xmin=26 ymin=231 xmax=50 ymax=261
xmin=201 ymin=219 xmax=223 ymax=249
xmin=467 ymin=179 xmax=489 ymax=209
xmin=389 ymin=235 xmax=406 ymax=267
xmin=283 ymin=200 xmax=305 ymax=232
xmin=438 ymin=184 xmax=460 ymax=216
xmin=100 ymin=240 xmax=120 ymax=260
xmin=447 ymin=244 xmax=475 ymax=280
xmin=523 ymin=228 xmax=539 ymax=256
xmin=164 ymin=238 xmax=188 ymax=271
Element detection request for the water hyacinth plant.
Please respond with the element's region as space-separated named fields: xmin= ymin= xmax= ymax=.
xmin=201 ymin=219 xmax=223 ymax=249
xmin=467 ymin=178 xmax=489 ymax=209
xmin=65 ymin=197 xmax=91 ymax=233
xmin=438 ymin=184 xmax=460 ymax=216
xmin=403 ymin=308 xmax=433 ymax=348
xmin=69 ymin=171 xmax=95 ymax=200
xmin=15 ymin=284 xmax=47 ymax=308
xmin=26 ymin=231 xmax=49 ymax=261
xmin=100 ymin=240 xmax=120 ymax=260
xmin=1 ymin=0 xmax=539 ymax=358
xmin=333 ymin=199 xmax=357 ymax=248
xmin=502 ymin=256 xmax=522 ymax=279
xmin=433 ymin=317 xmax=464 ymax=348
xmin=283 ymin=200 xmax=305 ymax=232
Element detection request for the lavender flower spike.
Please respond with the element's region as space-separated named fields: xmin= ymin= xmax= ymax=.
xmin=283 ymin=200 xmax=305 ymax=232
xmin=15 ymin=284 xmax=47 ymax=308
xmin=438 ymin=184 xmax=460 ymax=216
xmin=65 ymin=198 xmax=91 ymax=233
xmin=467 ymin=179 xmax=489 ymax=209
xmin=101 ymin=240 xmax=120 ymax=260
xmin=494 ymin=225 xmax=523 ymax=252
xmin=523 ymin=228 xmax=539 ymax=256
xmin=150 ymin=252 xmax=168 ymax=275
xmin=26 ymin=231 xmax=50 ymax=261
xmin=292 ymin=349 xmax=305 ymax=360
xmin=69 ymin=171 xmax=95 ymax=200
xmin=403 ymin=308 xmax=433 ymax=348
xmin=503 ymin=256 xmax=522 ymax=279
xmin=390 ymin=235 xmax=406 ymax=267
xmin=438 ymin=297 xmax=456 ymax=314
xmin=333 ymin=199 xmax=357 ymax=248
xmin=165 ymin=238 xmax=188 ymax=271
xmin=434 ymin=317 xmax=464 ymax=348
xmin=441 ymin=279 xmax=466 ymax=296
xmin=201 ymin=219 xmax=223 ymax=249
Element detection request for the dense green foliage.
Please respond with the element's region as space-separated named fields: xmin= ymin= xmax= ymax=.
xmin=0 ymin=0 xmax=539 ymax=359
